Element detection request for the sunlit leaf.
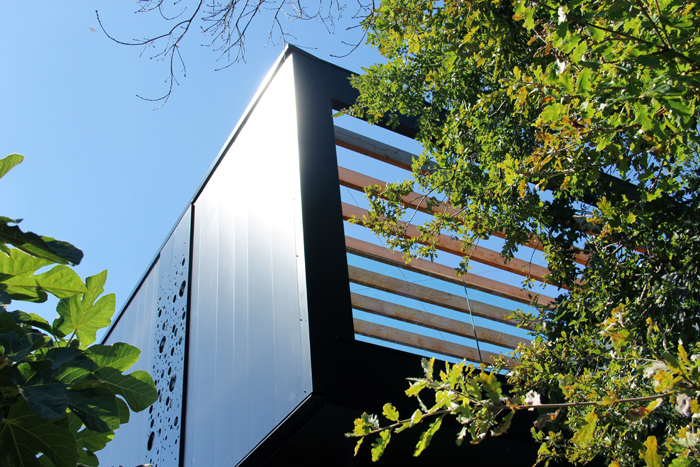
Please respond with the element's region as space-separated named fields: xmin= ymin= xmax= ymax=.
xmin=640 ymin=436 xmax=662 ymax=467
xmin=54 ymin=270 xmax=114 ymax=347
xmin=0 ymin=154 xmax=24 ymax=180
xmin=93 ymin=368 xmax=157 ymax=413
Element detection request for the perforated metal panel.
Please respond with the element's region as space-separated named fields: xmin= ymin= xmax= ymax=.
xmin=146 ymin=207 xmax=191 ymax=467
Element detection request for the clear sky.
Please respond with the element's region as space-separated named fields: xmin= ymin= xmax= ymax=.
xmin=1 ymin=1 xmax=383 ymax=323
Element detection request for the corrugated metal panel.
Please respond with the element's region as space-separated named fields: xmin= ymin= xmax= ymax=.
xmin=98 ymin=260 xmax=158 ymax=467
xmin=183 ymin=54 xmax=312 ymax=466
xmin=100 ymin=208 xmax=191 ymax=467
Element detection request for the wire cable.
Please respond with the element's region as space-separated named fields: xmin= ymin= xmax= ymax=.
xmin=463 ymin=281 xmax=483 ymax=364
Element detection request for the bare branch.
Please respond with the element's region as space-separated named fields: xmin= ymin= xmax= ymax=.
xmin=98 ymin=0 xmax=373 ymax=106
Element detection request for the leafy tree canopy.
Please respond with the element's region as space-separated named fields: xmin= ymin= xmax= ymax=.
xmin=0 ymin=154 xmax=158 ymax=467
xmin=345 ymin=0 xmax=700 ymax=465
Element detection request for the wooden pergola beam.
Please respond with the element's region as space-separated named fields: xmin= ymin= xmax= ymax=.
xmin=335 ymin=126 xmax=425 ymax=172
xmin=351 ymin=292 xmax=530 ymax=350
xmin=347 ymin=265 xmax=530 ymax=329
xmin=343 ymin=203 xmax=554 ymax=284
xmin=345 ymin=236 xmax=553 ymax=307
xmin=338 ymin=166 xmax=590 ymax=266
xmin=353 ymin=319 xmax=515 ymax=368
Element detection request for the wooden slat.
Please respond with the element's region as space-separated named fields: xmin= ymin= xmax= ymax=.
xmin=353 ymin=318 xmax=515 ymax=368
xmin=338 ymin=165 xmax=458 ymax=214
xmin=348 ymin=265 xmax=528 ymax=328
xmin=352 ymin=293 xmax=530 ymax=350
xmin=338 ymin=166 xmax=590 ymax=266
xmin=343 ymin=203 xmax=554 ymax=284
xmin=346 ymin=236 xmax=553 ymax=306
xmin=335 ymin=124 xmax=639 ymax=213
xmin=335 ymin=126 xmax=428 ymax=172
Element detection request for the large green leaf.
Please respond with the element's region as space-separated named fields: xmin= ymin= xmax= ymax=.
xmin=0 ymin=154 xmax=24 ymax=180
xmin=8 ymin=310 xmax=57 ymax=337
xmin=0 ymin=398 xmax=77 ymax=467
xmin=66 ymin=413 xmax=104 ymax=466
xmin=67 ymin=387 xmax=120 ymax=433
xmin=0 ymin=311 xmax=24 ymax=335
xmin=53 ymin=271 xmax=114 ymax=347
xmin=2 ymin=272 xmax=48 ymax=303
xmin=16 ymin=361 xmax=70 ymax=419
xmin=75 ymin=426 xmax=114 ymax=453
xmin=20 ymin=384 xmax=70 ymax=420
xmin=116 ymin=397 xmax=130 ymax=425
xmin=1 ymin=264 xmax=84 ymax=303
xmin=52 ymin=365 xmax=92 ymax=385
xmin=0 ymin=222 xmax=82 ymax=266
xmin=0 ymin=331 xmax=47 ymax=364
xmin=86 ymin=343 xmax=141 ymax=371
xmin=0 ymin=249 xmax=53 ymax=282
xmin=94 ymin=367 xmax=157 ymax=413
xmin=77 ymin=449 xmax=99 ymax=467
xmin=40 ymin=238 xmax=83 ymax=267
xmin=0 ymin=289 xmax=10 ymax=307
xmin=45 ymin=347 xmax=95 ymax=371
xmin=35 ymin=266 xmax=87 ymax=299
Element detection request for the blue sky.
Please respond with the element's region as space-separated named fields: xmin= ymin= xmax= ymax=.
xmin=1 ymin=1 xmax=383 ymax=322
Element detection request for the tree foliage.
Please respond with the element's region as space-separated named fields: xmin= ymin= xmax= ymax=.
xmin=345 ymin=0 xmax=700 ymax=465
xmin=0 ymin=154 xmax=158 ymax=467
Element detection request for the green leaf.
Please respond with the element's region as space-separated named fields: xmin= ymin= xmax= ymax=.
xmin=406 ymin=380 xmax=427 ymax=397
xmin=382 ymin=403 xmax=399 ymax=422
xmin=0 ymin=154 xmax=24 ymax=180
xmin=45 ymin=347 xmax=95 ymax=371
xmin=0 ymin=398 xmax=77 ymax=467
xmin=491 ymin=411 xmax=514 ymax=436
xmin=353 ymin=437 xmax=364 ymax=457
xmin=0 ymin=289 xmax=10 ymax=307
xmin=67 ymin=387 xmax=120 ymax=433
xmin=35 ymin=265 xmax=87 ymax=299
xmin=41 ymin=239 xmax=83 ymax=267
xmin=54 ymin=271 xmax=114 ymax=347
xmin=9 ymin=310 xmax=58 ymax=336
xmin=93 ymin=367 xmax=157 ymax=413
xmin=76 ymin=427 xmax=114 ymax=454
xmin=86 ymin=343 xmax=140 ymax=371
xmin=410 ymin=409 xmax=422 ymax=427
xmin=371 ymin=430 xmax=391 ymax=462
xmin=640 ymin=436 xmax=662 ymax=467
xmin=1 ymin=331 xmax=47 ymax=364
xmin=0 ymin=310 xmax=25 ymax=335
xmin=577 ymin=68 xmax=593 ymax=95
xmin=20 ymin=383 xmax=70 ymax=419
xmin=586 ymin=25 xmax=605 ymax=42
xmin=0 ymin=248 xmax=53 ymax=281
xmin=2 ymin=272 xmax=48 ymax=303
xmin=571 ymin=41 xmax=587 ymax=63
xmin=573 ymin=411 xmax=597 ymax=447
xmin=53 ymin=364 xmax=92 ymax=385
xmin=541 ymin=104 xmax=563 ymax=122
xmin=77 ymin=448 xmax=100 ymax=467
xmin=0 ymin=222 xmax=82 ymax=266
xmin=414 ymin=415 xmax=442 ymax=456
xmin=0 ymin=376 xmax=20 ymax=397
xmin=633 ymin=101 xmax=653 ymax=131
xmin=116 ymin=397 xmax=130 ymax=425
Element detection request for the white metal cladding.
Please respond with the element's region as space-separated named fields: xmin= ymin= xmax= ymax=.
xmin=99 ymin=207 xmax=191 ymax=467
xmin=183 ymin=54 xmax=312 ymax=466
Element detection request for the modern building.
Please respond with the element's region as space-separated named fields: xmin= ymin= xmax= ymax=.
xmin=98 ymin=46 xmax=556 ymax=466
